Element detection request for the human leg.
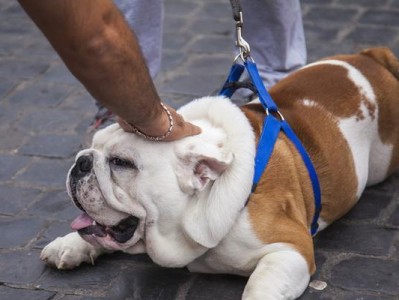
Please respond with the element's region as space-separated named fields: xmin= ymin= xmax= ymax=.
xmin=242 ymin=0 xmax=306 ymax=88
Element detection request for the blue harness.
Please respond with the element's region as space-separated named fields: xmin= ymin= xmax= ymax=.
xmin=219 ymin=62 xmax=322 ymax=235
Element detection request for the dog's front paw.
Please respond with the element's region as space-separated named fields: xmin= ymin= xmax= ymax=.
xmin=40 ymin=232 xmax=103 ymax=270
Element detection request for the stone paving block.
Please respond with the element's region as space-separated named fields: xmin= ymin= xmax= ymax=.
xmin=164 ymin=15 xmax=191 ymax=34
xmin=388 ymin=205 xmax=399 ymax=227
xmin=315 ymin=222 xmax=395 ymax=256
xmin=0 ymin=249 xmax=46 ymax=284
xmin=0 ymin=286 xmax=55 ymax=300
xmin=0 ymin=128 xmax=28 ymax=151
xmin=0 ymin=154 xmax=30 ymax=181
xmin=107 ymin=265 xmax=194 ymax=300
xmin=100 ymin=252 xmax=154 ymax=265
xmin=305 ymin=7 xmax=360 ymax=25
xmin=0 ymin=78 xmax=16 ymax=98
xmin=0 ymin=216 xmax=47 ymax=248
xmin=41 ymin=62 xmax=80 ymax=85
xmin=59 ymin=90 xmax=97 ymax=111
xmin=302 ymin=0 xmax=334 ymax=4
xmin=28 ymin=189 xmax=78 ymax=222
xmin=199 ymin=2 xmax=231 ymax=20
xmin=19 ymin=134 xmax=81 ymax=158
xmin=336 ymin=0 xmax=389 ymax=6
xmin=0 ymin=101 xmax=21 ymax=129
xmin=331 ymin=257 xmax=399 ymax=296
xmin=16 ymin=157 xmax=72 ymax=189
xmin=33 ymin=221 xmax=73 ymax=249
xmin=306 ymin=41 xmax=357 ymax=63
xmin=0 ymin=58 xmax=48 ymax=80
xmin=9 ymin=81 xmax=73 ymax=109
xmin=0 ymin=185 xmax=41 ymax=215
xmin=60 ymin=295 xmax=105 ymax=300
xmin=344 ymin=189 xmax=392 ymax=220
xmin=164 ymin=1 xmax=199 ymax=17
xmin=37 ymin=261 xmax=121 ymax=296
xmin=186 ymin=274 xmax=246 ymax=300
xmin=359 ymin=10 xmax=399 ymax=27
xmin=340 ymin=291 xmax=393 ymax=299
xmin=8 ymin=36 xmax=58 ymax=59
xmin=299 ymin=285 xmax=337 ymax=300
xmin=304 ymin=23 xmax=341 ymax=44
xmin=159 ymin=50 xmax=188 ymax=72
xmin=163 ymin=32 xmax=193 ymax=51
xmin=0 ymin=15 xmax=39 ymax=36
xmin=2 ymin=0 xmax=27 ymax=15
xmin=345 ymin=26 xmax=399 ymax=46
xmin=16 ymin=109 xmax=85 ymax=135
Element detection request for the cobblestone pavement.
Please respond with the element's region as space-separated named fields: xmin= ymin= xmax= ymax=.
xmin=1 ymin=0 xmax=399 ymax=299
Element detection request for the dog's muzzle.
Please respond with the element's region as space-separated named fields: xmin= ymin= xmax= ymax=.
xmin=69 ymin=154 xmax=139 ymax=244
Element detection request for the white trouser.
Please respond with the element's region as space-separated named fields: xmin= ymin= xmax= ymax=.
xmin=242 ymin=0 xmax=306 ymax=88
xmin=114 ymin=0 xmax=306 ymax=88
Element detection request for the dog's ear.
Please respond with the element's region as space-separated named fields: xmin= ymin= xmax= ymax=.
xmin=176 ymin=142 xmax=233 ymax=194
xmin=175 ymin=139 xmax=238 ymax=248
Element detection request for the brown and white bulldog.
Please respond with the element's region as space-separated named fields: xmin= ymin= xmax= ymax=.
xmin=41 ymin=47 xmax=399 ymax=299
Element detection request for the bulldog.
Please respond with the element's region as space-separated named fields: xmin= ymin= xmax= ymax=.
xmin=41 ymin=47 xmax=399 ymax=299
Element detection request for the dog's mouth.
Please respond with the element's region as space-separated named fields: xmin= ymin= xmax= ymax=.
xmin=71 ymin=213 xmax=139 ymax=244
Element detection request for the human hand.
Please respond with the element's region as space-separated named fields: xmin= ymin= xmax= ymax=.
xmin=118 ymin=104 xmax=201 ymax=141
xmin=163 ymin=105 xmax=202 ymax=141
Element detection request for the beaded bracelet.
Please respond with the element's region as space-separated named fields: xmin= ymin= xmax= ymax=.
xmin=127 ymin=102 xmax=174 ymax=141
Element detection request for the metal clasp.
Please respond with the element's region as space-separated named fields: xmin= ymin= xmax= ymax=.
xmin=235 ymin=12 xmax=251 ymax=60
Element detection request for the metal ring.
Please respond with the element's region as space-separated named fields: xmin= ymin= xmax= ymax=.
xmin=265 ymin=108 xmax=285 ymax=121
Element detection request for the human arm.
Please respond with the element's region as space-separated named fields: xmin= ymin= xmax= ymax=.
xmin=17 ymin=0 xmax=200 ymax=140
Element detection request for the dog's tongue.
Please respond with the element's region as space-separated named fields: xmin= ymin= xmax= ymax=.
xmin=71 ymin=212 xmax=94 ymax=230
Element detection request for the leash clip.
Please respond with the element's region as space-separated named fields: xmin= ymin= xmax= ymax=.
xmin=235 ymin=12 xmax=251 ymax=60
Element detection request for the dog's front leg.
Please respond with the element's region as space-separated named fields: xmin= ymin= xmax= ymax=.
xmin=242 ymin=249 xmax=310 ymax=300
xmin=40 ymin=232 xmax=109 ymax=269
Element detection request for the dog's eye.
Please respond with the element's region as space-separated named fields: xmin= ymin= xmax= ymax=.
xmin=109 ymin=157 xmax=136 ymax=169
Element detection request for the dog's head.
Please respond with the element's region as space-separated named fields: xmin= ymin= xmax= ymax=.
xmin=67 ymin=97 xmax=255 ymax=266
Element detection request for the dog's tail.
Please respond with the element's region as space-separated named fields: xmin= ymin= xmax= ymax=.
xmin=361 ymin=47 xmax=399 ymax=81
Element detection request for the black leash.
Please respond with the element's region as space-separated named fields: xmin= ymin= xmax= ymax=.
xmin=229 ymin=0 xmax=243 ymax=22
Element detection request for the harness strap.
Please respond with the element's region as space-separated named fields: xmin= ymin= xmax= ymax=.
xmin=252 ymin=114 xmax=281 ymax=191
xmin=281 ymin=121 xmax=321 ymax=235
xmin=245 ymin=60 xmax=278 ymax=112
xmin=219 ymin=64 xmax=245 ymax=98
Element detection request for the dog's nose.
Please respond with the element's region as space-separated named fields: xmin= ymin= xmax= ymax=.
xmin=71 ymin=155 xmax=93 ymax=179
xmin=77 ymin=155 xmax=93 ymax=173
